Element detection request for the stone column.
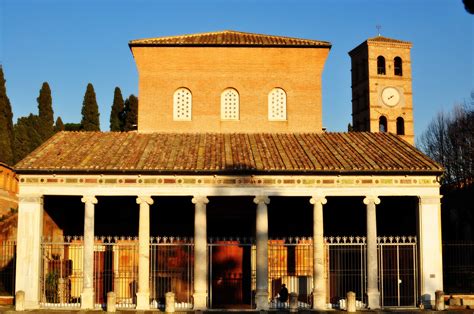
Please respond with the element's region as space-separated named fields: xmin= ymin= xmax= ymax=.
xmin=418 ymin=195 xmax=443 ymax=309
xmin=192 ymin=196 xmax=209 ymax=310
xmin=81 ymin=195 xmax=97 ymax=309
xmin=136 ymin=196 xmax=154 ymax=310
xmin=310 ymin=195 xmax=327 ymax=310
xmin=363 ymin=196 xmax=381 ymax=309
xmin=254 ymin=195 xmax=270 ymax=310
xmin=15 ymin=195 xmax=43 ymax=309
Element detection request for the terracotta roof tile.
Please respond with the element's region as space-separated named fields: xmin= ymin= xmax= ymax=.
xmin=15 ymin=132 xmax=442 ymax=175
xmin=129 ymin=30 xmax=331 ymax=48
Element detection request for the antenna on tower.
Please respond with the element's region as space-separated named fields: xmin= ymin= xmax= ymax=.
xmin=376 ymin=25 xmax=382 ymax=36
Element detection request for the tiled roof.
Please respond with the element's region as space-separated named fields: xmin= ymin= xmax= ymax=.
xmin=15 ymin=132 xmax=442 ymax=175
xmin=367 ymin=36 xmax=412 ymax=46
xmin=129 ymin=30 xmax=331 ymax=48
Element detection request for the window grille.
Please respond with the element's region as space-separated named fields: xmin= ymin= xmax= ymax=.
xmin=173 ymin=88 xmax=192 ymax=121
xmin=268 ymin=88 xmax=287 ymax=121
xmin=221 ymin=88 xmax=239 ymax=120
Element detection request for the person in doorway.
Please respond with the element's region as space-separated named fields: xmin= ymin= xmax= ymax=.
xmin=279 ymin=284 xmax=289 ymax=303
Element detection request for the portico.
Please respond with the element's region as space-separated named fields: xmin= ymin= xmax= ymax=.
xmin=15 ymin=170 xmax=443 ymax=310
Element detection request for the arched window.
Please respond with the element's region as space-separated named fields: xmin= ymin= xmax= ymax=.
xmin=396 ymin=117 xmax=405 ymax=135
xmin=379 ymin=116 xmax=387 ymax=132
xmin=268 ymin=88 xmax=287 ymax=121
xmin=173 ymin=88 xmax=192 ymax=121
xmin=394 ymin=57 xmax=403 ymax=76
xmin=377 ymin=56 xmax=386 ymax=75
xmin=221 ymin=88 xmax=239 ymax=120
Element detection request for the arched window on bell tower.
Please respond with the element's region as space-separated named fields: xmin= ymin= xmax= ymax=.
xmin=377 ymin=56 xmax=386 ymax=75
xmin=379 ymin=116 xmax=387 ymax=132
xmin=394 ymin=57 xmax=403 ymax=76
xmin=396 ymin=117 xmax=405 ymax=135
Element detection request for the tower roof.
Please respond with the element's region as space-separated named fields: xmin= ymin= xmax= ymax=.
xmin=349 ymin=35 xmax=412 ymax=56
xmin=129 ymin=30 xmax=331 ymax=48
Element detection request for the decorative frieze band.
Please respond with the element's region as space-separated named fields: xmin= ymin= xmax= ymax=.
xmin=19 ymin=174 xmax=438 ymax=187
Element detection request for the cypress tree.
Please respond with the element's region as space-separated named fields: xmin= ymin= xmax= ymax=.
xmin=123 ymin=94 xmax=138 ymax=131
xmin=13 ymin=114 xmax=42 ymax=163
xmin=80 ymin=83 xmax=100 ymax=131
xmin=37 ymin=82 xmax=54 ymax=141
xmin=110 ymin=87 xmax=124 ymax=131
xmin=0 ymin=67 xmax=14 ymax=165
xmin=54 ymin=116 xmax=65 ymax=132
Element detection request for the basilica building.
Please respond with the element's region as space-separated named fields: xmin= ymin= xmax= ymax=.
xmin=14 ymin=31 xmax=443 ymax=310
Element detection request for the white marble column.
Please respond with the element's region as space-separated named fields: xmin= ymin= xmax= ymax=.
xmin=15 ymin=195 xmax=43 ymax=309
xmin=136 ymin=196 xmax=154 ymax=310
xmin=364 ymin=196 xmax=381 ymax=309
xmin=81 ymin=195 xmax=97 ymax=309
xmin=254 ymin=195 xmax=270 ymax=310
xmin=192 ymin=195 xmax=209 ymax=310
xmin=310 ymin=195 xmax=327 ymax=310
xmin=418 ymin=195 xmax=443 ymax=308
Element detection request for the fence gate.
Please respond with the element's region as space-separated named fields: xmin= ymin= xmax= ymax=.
xmin=378 ymin=236 xmax=418 ymax=307
xmin=208 ymin=237 xmax=255 ymax=309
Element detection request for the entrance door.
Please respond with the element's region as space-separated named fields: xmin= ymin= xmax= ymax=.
xmin=208 ymin=240 xmax=254 ymax=308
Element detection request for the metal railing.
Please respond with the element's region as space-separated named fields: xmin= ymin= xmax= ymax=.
xmin=0 ymin=239 xmax=16 ymax=297
xmin=37 ymin=235 xmax=418 ymax=309
xmin=443 ymin=241 xmax=474 ymax=293
xmin=150 ymin=236 xmax=194 ymax=310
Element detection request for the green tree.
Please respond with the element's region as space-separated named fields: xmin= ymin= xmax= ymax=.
xmin=13 ymin=114 xmax=42 ymax=163
xmin=37 ymin=82 xmax=54 ymax=141
xmin=110 ymin=87 xmax=124 ymax=131
xmin=0 ymin=67 xmax=14 ymax=165
xmin=123 ymin=94 xmax=138 ymax=131
xmin=80 ymin=83 xmax=100 ymax=131
xmin=64 ymin=123 xmax=82 ymax=131
xmin=54 ymin=116 xmax=65 ymax=132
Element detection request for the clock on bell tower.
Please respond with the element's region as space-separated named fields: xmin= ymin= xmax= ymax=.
xmin=348 ymin=35 xmax=414 ymax=145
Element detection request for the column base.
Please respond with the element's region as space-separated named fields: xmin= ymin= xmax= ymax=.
xmin=193 ymin=291 xmax=207 ymax=310
xmin=366 ymin=291 xmax=380 ymax=309
xmin=312 ymin=289 xmax=326 ymax=310
xmin=255 ymin=289 xmax=269 ymax=310
xmin=136 ymin=291 xmax=150 ymax=310
xmin=81 ymin=288 xmax=95 ymax=309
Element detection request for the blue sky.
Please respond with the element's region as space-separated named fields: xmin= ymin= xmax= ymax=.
xmin=1 ymin=0 xmax=472 ymax=139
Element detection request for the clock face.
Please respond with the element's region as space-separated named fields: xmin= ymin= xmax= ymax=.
xmin=381 ymin=87 xmax=401 ymax=107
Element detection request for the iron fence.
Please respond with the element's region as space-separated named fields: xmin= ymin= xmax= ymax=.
xmin=40 ymin=236 xmax=84 ymax=308
xmin=94 ymin=236 xmax=138 ymax=308
xmin=150 ymin=236 xmax=194 ymax=310
xmin=443 ymin=241 xmax=474 ymax=293
xmin=0 ymin=239 xmax=16 ymax=297
xmin=268 ymin=237 xmax=313 ymax=309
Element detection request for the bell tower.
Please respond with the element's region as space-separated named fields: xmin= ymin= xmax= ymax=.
xmin=349 ymin=35 xmax=414 ymax=144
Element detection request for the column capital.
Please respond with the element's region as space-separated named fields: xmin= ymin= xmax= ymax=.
xmin=192 ymin=195 xmax=209 ymax=205
xmin=310 ymin=195 xmax=327 ymax=205
xmin=419 ymin=195 xmax=442 ymax=205
xmin=136 ymin=196 xmax=154 ymax=205
xmin=81 ymin=195 xmax=98 ymax=205
xmin=253 ymin=195 xmax=270 ymax=205
xmin=363 ymin=196 xmax=380 ymax=205
xmin=18 ymin=194 xmax=43 ymax=204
